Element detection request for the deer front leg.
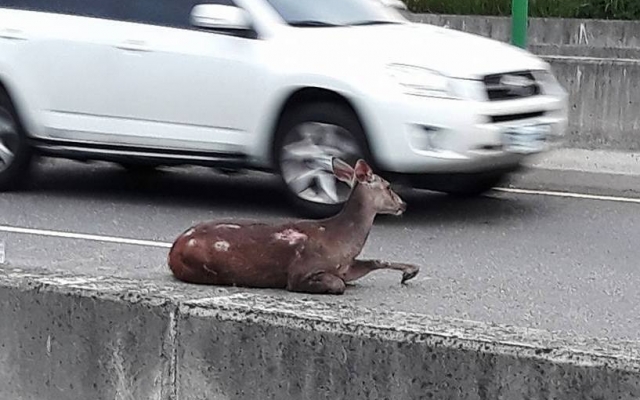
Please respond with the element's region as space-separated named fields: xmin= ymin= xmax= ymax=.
xmin=343 ymin=259 xmax=420 ymax=284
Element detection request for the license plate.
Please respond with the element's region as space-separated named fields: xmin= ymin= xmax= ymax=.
xmin=502 ymin=123 xmax=549 ymax=154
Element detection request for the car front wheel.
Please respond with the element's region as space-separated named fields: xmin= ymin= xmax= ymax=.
xmin=274 ymin=102 xmax=369 ymax=218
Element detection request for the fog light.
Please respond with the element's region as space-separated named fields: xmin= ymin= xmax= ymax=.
xmin=409 ymin=124 xmax=444 ymax=151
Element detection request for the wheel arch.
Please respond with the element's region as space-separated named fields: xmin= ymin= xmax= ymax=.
xmin=268 ymin=86 xmax=377 ymax=168
xmin=0 ymin=71 xmax=39 ymax=137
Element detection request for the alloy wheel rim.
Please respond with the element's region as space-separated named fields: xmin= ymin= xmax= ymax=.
xmin=0 ymin=109 xmax=18 ymax=173
xmin=279 ymin=122 xmax=362 ymax=205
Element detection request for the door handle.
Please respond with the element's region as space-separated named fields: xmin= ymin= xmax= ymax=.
xmin=0 ymin=28 xmax=27 ymax=40
xmin=115 ymin=40 xmax=150 ymax=52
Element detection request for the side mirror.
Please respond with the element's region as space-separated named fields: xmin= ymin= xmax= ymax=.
xmin=377 ymin=0 xmax=408 ymax=10
xmin=190 ymin=4 xmax=252 ymax=31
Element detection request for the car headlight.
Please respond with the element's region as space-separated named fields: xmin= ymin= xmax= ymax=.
xmin=532 ymin=69 xmax=567 ymax=97
xmin=386 ymin=64 xmax=457 ymax=99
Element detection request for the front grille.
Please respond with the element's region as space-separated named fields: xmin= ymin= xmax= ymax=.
xmin=483 ymin=71 xmax=541 ymax=101
xmin=490 ymin=111 xmax=546 ymax=123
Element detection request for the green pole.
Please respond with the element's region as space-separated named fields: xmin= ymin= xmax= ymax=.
xmin=511 ymin=0 xmax=529 ymax=48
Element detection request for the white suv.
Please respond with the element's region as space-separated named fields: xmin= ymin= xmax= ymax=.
xmin=0 ymin=0 xmax=568 ymax=216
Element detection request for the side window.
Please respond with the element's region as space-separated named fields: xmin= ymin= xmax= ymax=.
xmin=126 ymin=0 xmax=237 ymax=29
xmin=0 ymin=0 xmax=119 ymax=20
xmin=0 ymin=0 xmax=237 ymax=29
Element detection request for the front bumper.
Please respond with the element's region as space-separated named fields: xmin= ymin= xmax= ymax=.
xmin=363 ymin=81 xmax=568 ymax=175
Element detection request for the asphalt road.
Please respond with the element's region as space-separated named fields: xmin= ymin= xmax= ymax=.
xmin=1 ymin=158 xmax=639 ymax=340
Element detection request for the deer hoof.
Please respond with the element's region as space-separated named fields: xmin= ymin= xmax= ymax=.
xmin=401 ymin=268 xmax=420 ymax=284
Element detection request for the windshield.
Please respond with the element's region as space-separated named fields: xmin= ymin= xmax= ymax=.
xmin=264 ymin=0 xmax=403 ymax=27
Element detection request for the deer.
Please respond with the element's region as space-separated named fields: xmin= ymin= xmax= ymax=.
xmin=167 ymin=158 xmax=420 ymax=295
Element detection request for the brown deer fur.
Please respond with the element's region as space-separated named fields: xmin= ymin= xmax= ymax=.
xmin=167 ymin=158 xmax=420 ymax=295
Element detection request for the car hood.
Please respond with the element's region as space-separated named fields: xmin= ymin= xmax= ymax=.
xmin=280 ymin=22 xmax=548 ymax=79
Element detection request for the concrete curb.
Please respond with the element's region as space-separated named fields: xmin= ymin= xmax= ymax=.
xmin=2 ymin=267 xmax=640 ymax=399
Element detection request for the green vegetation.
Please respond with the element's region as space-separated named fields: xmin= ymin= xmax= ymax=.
xmin=403 ymin=0 xmax=640 ymax=20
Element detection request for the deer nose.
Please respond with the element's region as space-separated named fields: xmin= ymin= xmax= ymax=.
xmin=399 ymin=200 xmax=407 ymax=212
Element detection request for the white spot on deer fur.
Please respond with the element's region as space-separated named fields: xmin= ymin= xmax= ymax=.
xmin=274 ymin=229 xmax=308 ymax=245
xmin=184 ymin=228 xmax=195 ymax=237
xmin=319 ymin=226 xmax=326 ymax=232
xmin=216 ymin=224 xmax=241 ymax=229
xmin=187 ymin=238 xmax=197 ymax=247
xmin=214 ymin=240 xmax=230 ymax=252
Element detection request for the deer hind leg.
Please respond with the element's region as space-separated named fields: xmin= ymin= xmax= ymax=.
xmin=344 ymin=259 xmax=420 ymax=284
xmin=287 ymin=271 xmax=346 ymax=295
xmin=168 ymin=235 xmax=223 ymax=285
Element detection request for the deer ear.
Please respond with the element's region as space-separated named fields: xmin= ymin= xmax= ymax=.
xmin=332 ymin=157 xmax=355 ymax=185
xmin=354 ymin=159 xmax=373 ymax=183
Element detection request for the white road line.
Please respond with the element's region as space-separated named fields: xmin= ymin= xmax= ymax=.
xmin=0 ymin=225 xmax=173 ymax=248
xmin=494 ymin=187 xmax=640 ymax=204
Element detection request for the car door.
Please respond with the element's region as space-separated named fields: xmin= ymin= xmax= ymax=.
xmin=0 ymin=0 xmax=120 ymax=143
xmin=107 ymin=0 xmax=266 ymax=156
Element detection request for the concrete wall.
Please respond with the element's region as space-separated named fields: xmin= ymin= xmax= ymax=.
xmin=2 ymin=267 xmax=640 ymax=400
xmin=407 ymin=14 xmax=640 ymax=151
xmin=409 ymin=14 xmax=640 ymax=57
xmin=548 ymin=57 xmax=640 ymax=151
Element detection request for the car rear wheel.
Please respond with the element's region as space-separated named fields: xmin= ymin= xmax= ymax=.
xmin=274 ymin=102 xmax=369 ymax=218
xmin=0 ymin=91 xmax=32 ymax=191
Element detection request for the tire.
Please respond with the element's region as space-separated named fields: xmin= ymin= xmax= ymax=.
xmin=442 ymin=173 xmax=507 ymax=197
xmin=274 ymin=101 xmax=370 ymax=218
xmin=0 ymin=90 xmax=32 ymax=191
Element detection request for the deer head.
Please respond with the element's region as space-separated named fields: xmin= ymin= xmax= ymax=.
xmin=332 ymin=157 xmax=406 ymax=216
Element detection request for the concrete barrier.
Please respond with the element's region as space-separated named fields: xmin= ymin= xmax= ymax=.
xmin=547 ymin=56 xmax=640 ymax=151
xmin=408 ymin=14 xmax=640 ymax=57
xmin=2 ymin=267 xmax=640 ymax=399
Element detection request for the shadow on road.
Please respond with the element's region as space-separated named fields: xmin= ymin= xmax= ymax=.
xmin=381 ymin=189 xmax=537 ymax=226
xmin=25 ymin=160 xmax=291 ymax=214
xmin=23 ymin=159 xmax=538 ymax=224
